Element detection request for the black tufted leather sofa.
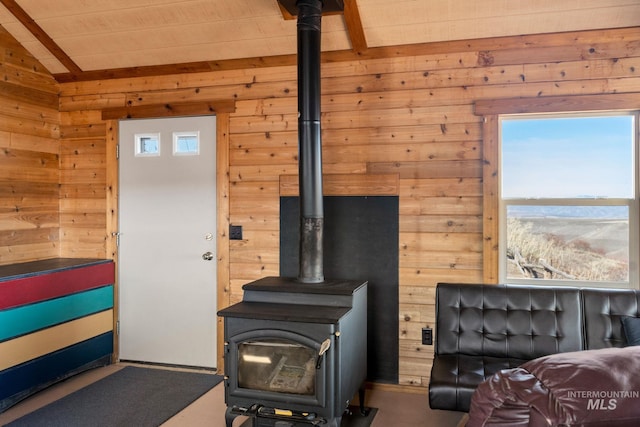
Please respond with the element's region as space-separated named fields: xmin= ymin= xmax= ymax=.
xmin=428 ymin=282 xmax=640 ymax=412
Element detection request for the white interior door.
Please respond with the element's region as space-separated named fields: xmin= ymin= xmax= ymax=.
xmin=118 ymin=116 xmax=217 ymax=368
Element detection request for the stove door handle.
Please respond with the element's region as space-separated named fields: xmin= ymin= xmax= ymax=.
xmin=318 ymin=338 xmax=331 ymax=356
xmin=316 ymin=338 xmax=331 ymax=369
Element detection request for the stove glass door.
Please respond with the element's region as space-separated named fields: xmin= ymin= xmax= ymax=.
xmin=238 ymin=339 xmax=316 ymax=395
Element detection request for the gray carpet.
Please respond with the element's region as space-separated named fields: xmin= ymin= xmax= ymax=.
xmin=6 ymin=366 xmax=223 ymax=427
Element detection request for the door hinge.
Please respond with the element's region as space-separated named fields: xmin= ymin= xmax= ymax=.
xmin=116 ymin=320 xmax=120 ymax=336
xmin=116 ymin=144 xmax=120 ymax=159
xmin=112 ymin=232 xmax=121 ymax=246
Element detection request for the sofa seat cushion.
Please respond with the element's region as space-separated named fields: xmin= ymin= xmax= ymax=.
xmin=467 ymin=346 xmax=640 ymax=426
xmin=428 ymin=354 xmax=529 ymax=412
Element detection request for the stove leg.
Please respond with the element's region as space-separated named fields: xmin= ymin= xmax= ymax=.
xmin=224 ymin=407 xmax=237 ymax=427
xmin=358 ymin=385 xmax=367 ymax=416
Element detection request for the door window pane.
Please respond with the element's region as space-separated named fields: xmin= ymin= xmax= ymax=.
xmin=173 ymin=132 xmax=199 ymax=155
xmin=135 ymin=133 xmax=160 ymax=156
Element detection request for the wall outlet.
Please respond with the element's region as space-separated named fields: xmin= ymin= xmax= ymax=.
xmin=422 ymin=327 xmax=433 ymax=345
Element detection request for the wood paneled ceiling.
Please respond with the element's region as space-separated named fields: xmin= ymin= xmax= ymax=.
xmin=0 ymin=0 xmax=638 ymax=83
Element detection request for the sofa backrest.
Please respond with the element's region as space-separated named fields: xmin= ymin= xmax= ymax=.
xmin=435 ymin=283 xmax=584 ymax=359
xmin=582 ymin=287 xmax=640 ymax=349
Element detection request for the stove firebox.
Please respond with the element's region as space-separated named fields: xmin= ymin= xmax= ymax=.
xmin=218 ymin=276 xmax=367 ymax=427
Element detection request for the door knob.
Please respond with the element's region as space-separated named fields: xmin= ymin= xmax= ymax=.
xmin=202 ymin=251 xmax=214 ymax=261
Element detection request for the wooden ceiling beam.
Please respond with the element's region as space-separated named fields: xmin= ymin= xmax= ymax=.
xmin=277 ymin=2 xmax=296 ymax=20
xmin=0 ymin=0 xmax=82 ymax=74
xmin=55 ymin=53 xmax=298 ymax=83
xmin=343 ymin=0 xmax=367 ymax=53
xmin=53 ymin=26 xmax=640 ymax=84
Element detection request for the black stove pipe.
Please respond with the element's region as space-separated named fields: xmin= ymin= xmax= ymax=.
xmin=297 ymin=0 xmax=324 ymax=283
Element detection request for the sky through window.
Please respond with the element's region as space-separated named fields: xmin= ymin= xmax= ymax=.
xmin=501 ymin=115 xmax=634 ymax=199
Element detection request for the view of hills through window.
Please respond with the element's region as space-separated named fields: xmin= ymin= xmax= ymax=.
xmin=501 ymin=114 xmax=636 ymax=284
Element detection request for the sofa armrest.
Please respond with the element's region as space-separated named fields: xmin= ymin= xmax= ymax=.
xmin=582 ymin=288 xmax=640 ymax=349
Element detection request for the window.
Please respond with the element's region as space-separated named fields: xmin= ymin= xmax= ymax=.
xmin=499 ymin=113 xmax=638 ymax=287
xmin=173 ymin=131 xmax=200 ymax=155
xmin=135 ymin=133 xmax=160 ymax=156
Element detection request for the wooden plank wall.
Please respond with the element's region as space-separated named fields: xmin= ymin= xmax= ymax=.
xmin=54 ymin=27 xmax=640 ymax=388
xmin=58 ymin=110 xmax=107 ymax=258
xmin=0 ymin=27 xmax=60 ymax=265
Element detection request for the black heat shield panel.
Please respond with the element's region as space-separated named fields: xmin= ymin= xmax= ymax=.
xmin=280 ymin=195 xmax=399 ymax=383
xmin=277 ymin=0 xmax=344 ymax=16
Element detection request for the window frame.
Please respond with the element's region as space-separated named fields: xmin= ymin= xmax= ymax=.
xmin=498 ymin=111 xmax=638 ymax=287
xmin=476 ymin=93 xmax=640 ymax=287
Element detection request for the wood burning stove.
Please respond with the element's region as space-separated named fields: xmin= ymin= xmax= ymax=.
xmin=218 ymin=1 xmax=369 ymax=425
xmin=219 ymin=277 xmax=367 ymax=427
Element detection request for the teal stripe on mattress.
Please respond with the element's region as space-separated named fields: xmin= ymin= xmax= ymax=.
xmin=0 ymin=285 xmax=113 ymax=342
